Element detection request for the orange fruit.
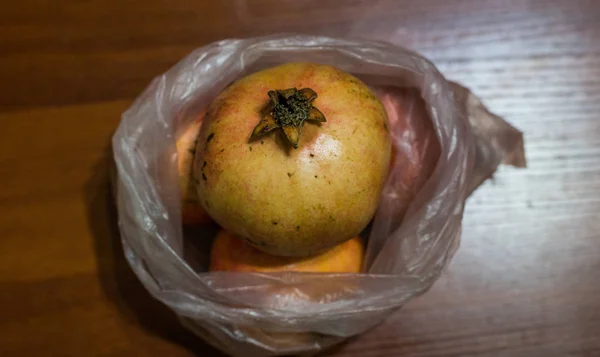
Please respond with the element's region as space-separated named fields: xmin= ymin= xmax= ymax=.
xmin=209 ymin=230 xmax=364 ymax=349
xmin=210 ymin=229 xmax=364 ymax=273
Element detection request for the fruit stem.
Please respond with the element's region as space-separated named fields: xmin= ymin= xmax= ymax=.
xmin=251 ymin=88 xmax=326 ymax=149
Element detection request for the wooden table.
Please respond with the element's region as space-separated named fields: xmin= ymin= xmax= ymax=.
xmin=2 ymin=1 xmax=599 ymax=356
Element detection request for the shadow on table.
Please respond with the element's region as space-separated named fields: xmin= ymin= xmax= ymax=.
xmin=84 ymin=145 xmax=224 ymax=357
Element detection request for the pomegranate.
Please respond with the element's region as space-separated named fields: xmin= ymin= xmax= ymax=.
xmin=379 ymin=87 xmax=440 ymax=225
xmin=194 ymin=62 xmax=391 ymax=256
xmin=176 ymin=114 xmax=212 ymax=225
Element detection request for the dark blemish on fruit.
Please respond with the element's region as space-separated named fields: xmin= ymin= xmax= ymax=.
xmin=328 ymin=180 xmax=331 ymax=185
xmin=383 ymin=123 xmax=389 ymax=132
xmin=203 ymin=161 xmax=207 ymax=168
xmin=249 ymin=239 xmax=267 ymax=247
xmin=207 ymin=133 xmax=215 ymax=143
xmin=363 ymin=92 xmax=375 ymax=100
xmin=272 ymin=220 xmax=278 ymax=225
xmin=314 ymin=175 xmax=318 ymax=178
xmin=310 ymin=153 xmax=314 ymax=157
xmin=353 ymin=126 xmax=358 ymax=134
xmin=220 ymin=148 xmax=225 ymax=153
xmin=296 ymin=226 xmax=300 ymax=230
xmin=287 ymin=172 xmax=293 ymax=178
xmin=202 ymin=172 xmax=207 ymax=181
xmin=249 ymin=146 xmax=253 ymax=151
xmin=261 ymin=140 xmax=264 ymax=145
xmin=188 ymin=148 xmax=196 ymax=154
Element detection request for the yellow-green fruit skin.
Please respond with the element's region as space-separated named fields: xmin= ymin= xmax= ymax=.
xmin=194 ymin=62 xmax=391 ymax=257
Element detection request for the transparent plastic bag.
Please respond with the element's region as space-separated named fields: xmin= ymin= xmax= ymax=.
xmin=112 ymin=34 xmax=525 ymax=356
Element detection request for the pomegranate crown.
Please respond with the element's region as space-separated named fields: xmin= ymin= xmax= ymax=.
xmin=250 ymin=88 xmax=326 ymax=149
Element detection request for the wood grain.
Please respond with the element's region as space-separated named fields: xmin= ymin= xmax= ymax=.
xmin=2 ymin=0 xmax=600 ymax=356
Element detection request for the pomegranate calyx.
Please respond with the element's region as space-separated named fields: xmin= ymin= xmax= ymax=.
xmin=250 ymin=87 xmax=326 ymax=149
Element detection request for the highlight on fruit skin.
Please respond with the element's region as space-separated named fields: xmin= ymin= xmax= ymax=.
xmin=194 ymin=62 xmax=391 ymax=257
xmin=176 ymin=114 xmax=212 ymax=225
xmin=209 ymin=229 xmax=364 ymax=273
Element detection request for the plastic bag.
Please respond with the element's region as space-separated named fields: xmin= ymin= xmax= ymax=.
xmin=112 ymin=34 xmax=525 ymax=356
